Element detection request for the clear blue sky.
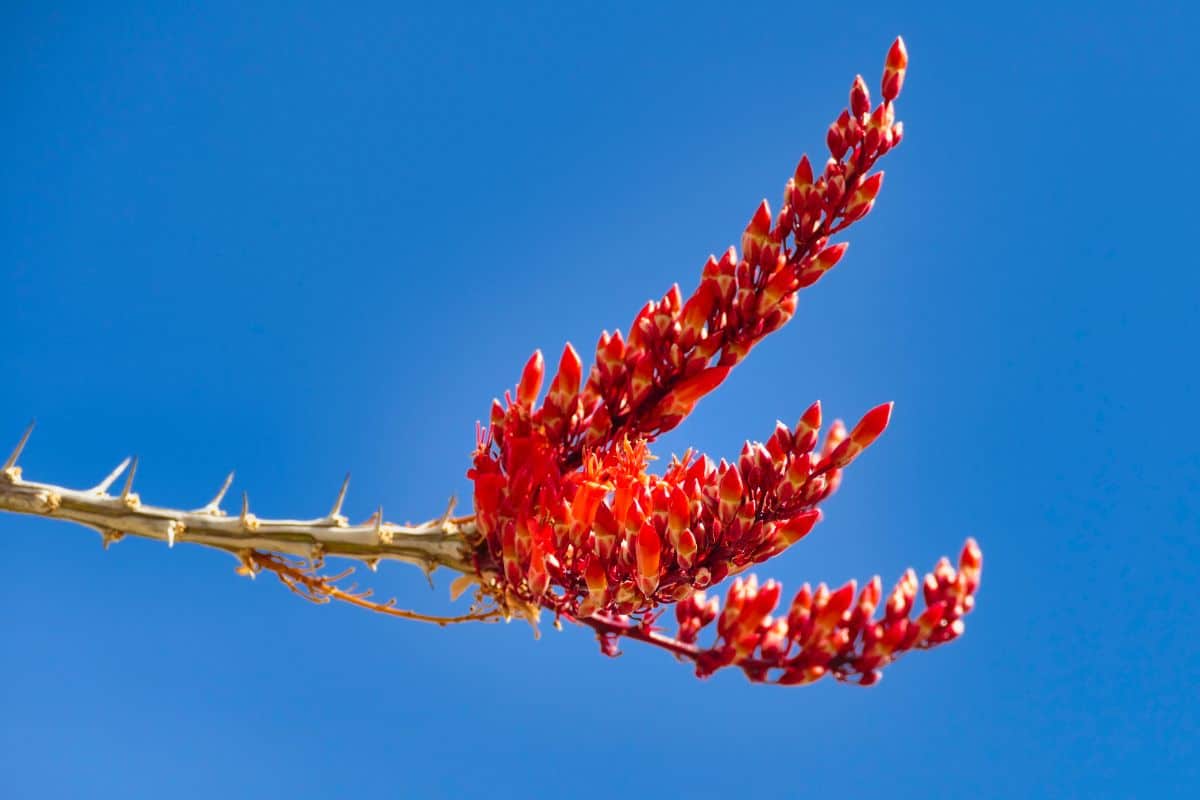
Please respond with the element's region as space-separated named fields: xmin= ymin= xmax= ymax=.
xmin=2 ymin=2 xmax=1196 ymax=797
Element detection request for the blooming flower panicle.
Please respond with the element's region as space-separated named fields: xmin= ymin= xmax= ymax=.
xmin=465 ymin=38 xmax=981 ymax=686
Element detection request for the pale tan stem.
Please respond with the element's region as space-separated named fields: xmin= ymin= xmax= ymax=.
xmin=0 ymin=460 xmax=476 ymax=575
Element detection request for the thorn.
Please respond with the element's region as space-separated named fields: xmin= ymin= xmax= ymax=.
xmin=100 ymin=529 xmax=125 ymax=550
xmin=166 ymin=520 xmax=183 ymax=548
xmin=92 ymin=457 xmax=132 ymax=494
xmin=240 ymin=491 xmax=257 ymax=529
xmin=329 ymin=473 xmax=350 ymax=522
xmin=364 ymin=557 xmax=380 ymax=572
xmin=371 ymin=506 xmax=392 ymax=544
xmin=438 ymin=494 xmax=458 ymax=530
xmin=3 ymin=419 xmax=35 ymax=473
xmin=203 ymin=471 xmax=235 ymax=514
xmin=120 ymin=456 xmax=139 ymax=504
xmin=422 ymin=559 xmax=436 ymax=589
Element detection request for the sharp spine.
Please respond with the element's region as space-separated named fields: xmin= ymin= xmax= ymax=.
xmin=203 ymin=471 xmax=235 ymax=514
xmin=92 ymin=457 xmax=132 ymax=494
xmin=120 ymin=456 xmax=139 ymax=501
xmin=329 ymin=473 xmax=351 ymax=520
xmin=3 ymin=420 xmax=35 ymax=472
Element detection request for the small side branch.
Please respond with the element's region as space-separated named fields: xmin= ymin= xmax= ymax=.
xmin=244 ymin=551 xmax=501 ymax=626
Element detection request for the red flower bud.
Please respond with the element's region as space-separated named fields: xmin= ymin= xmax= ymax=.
xmin=718 ymin=577 xmax=750 ymax=638
xmin=741 ymin=200 xmax=774 ymax=265
xmin=845 ymin=171 xmax=884 ymax=220
xmin=676 ymin=528 xmax=698 ymax=569
xmin=827 ymin=401 xmax=893 ymax=468
xmin=881 ymin=37 xmax=908 ymax=102
xmin=635 ymin=521 xmax=662 ymax=596
xmin=746 ymin=578 xmax=782 ymax=624
xmin=886 ymin=569 xmax=918 ymax=621
xmin=785 ymin=452 xmax=814 ymax=490
xmin=648 ymin=366 xmax=731 ymax=427
xmin=760 ymin=617 xmax=789 ymax=660
xmin=528 ymin=549 xmax=550 ymax=598
xmin=794 ymin=154 xmax=814 ymax=187
xmin=821 ymin=420 xmax=847 ymax=460
xmin=850 ymin=74 xmax=871 ymax=118
xmin=794 ymin=400 xmax=822 ymax=445
xmin=517 ymin=349 xmax=544 ymax=407
xmin=852 ymin=401 xmax=893 ymax=447
xmin=592 ymin=502 xmax=618 ymax=561
xmin=667 ymin=486 xmax=691 ymax=537
xmin=718 ymin=465 xmax=744 ymax=520
xmin=680 ymin=281 xmax=716 ymax=343
xmin=629 ymin=352 xmax=656 ymax=406
xmin=814 ymin=579 xmax=856 ymax=634
xmin=581 ymin=401 xmax=612 ymax=448
xmin=777 ymin=509 xmax=822 ymax=548
xmin=548 ymin=343 xmax=582 ymax=406
xmin=585 ymin=558 xmax=608 ymax=601
xmin=787 ymin=582 xmax=813 ymax=628
xmin=597 ymin=329 xmax=626 ymax=374
xmin=796 ymin=242 xmax=849 ymax=288
xmin=916 ymin=601 xmax=947 ymax=640
xmin=857 ymin=575 xmax=883 ymax=620
xmin=758 ymin=256 xmax=799 ymax=313
xmin=959 ymin=537 xmax=983 ymax=593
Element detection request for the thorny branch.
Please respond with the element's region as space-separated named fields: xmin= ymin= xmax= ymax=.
xmin=0 ymin=421 xmax=490 ymax=623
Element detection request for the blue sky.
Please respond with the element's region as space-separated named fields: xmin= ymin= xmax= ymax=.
xmin=2 ymin=2 xmax=1197 ymax=797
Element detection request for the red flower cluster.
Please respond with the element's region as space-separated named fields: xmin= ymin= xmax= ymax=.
xmin=466 ymin=39 xmax=982 ymax=684
xmin=667 ymin=538 xmax=982 ymax=684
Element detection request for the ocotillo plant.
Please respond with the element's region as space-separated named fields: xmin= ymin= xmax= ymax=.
xmin=0 ymin=38 xmax=982 ymax=686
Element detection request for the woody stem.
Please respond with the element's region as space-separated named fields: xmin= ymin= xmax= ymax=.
xmin=0 ymin=464 xmax=476 ymax=575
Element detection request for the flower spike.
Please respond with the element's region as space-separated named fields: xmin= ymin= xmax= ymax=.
xmin=462 ymin=38 xmax=982 ymax=686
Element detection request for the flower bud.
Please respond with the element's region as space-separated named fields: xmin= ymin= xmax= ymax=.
xmin=635 ymin=521 xmax=662 ymax=596
xmin=517 ymin=349 xmax=544 ymax=407
xmin=796 ymin=242 xmax=849 ymax=288
xmin=776 ymin=509 xmax=822 ymax=549
xmin=881 ymin=37 xmax=908 ymax=102
xmin=850 ymin=74 xmax=871 ymax=118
